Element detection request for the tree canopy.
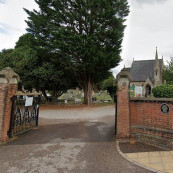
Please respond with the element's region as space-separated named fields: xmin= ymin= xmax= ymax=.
xmin=99 ymin=74 xmax=117 ymax=99
xmin=163 ymin=58 xmax=173 ymax=84
xmin=0 ymin=33 xmax=75 ymax=101
xmin=24 ymin=0 xmax=129 ymax=104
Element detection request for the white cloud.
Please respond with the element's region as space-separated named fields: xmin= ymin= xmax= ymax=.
xmin=133 ymin=0 xmax=168 ymax=5
xmin=113 ymin=0 xmax=173 ymax=76
xmin=0 ymin=0 xmax=6 ymax=4
xmin=0 ymin=0 xmax=38 ymax=50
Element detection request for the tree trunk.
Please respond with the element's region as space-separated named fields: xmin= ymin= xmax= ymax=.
xmin=83 ymin=79 xmax=93 ymax=105
xmin=52 ymin=90 xmax=57 ymax=102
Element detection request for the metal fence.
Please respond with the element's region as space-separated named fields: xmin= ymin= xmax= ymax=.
xmin=8 ymin=93 xmax=41 ymax=138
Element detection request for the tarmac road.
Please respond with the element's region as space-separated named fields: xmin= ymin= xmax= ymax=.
xmin=0 ymin=105 xmax=152 ymax=173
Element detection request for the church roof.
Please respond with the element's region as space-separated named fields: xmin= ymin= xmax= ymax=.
xmin=128 ymin=59 xmax=163 ymax=82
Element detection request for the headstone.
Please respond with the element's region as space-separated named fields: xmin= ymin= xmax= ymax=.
xmin=75 ymin=98 xmax=81 ymax=103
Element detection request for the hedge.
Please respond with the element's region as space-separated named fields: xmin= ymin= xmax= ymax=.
xmin=152 ymin=85 xmax=173 ymax=98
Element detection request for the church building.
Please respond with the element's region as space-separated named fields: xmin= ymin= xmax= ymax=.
xmin=123 ymin=48 xmax=164 ymax=97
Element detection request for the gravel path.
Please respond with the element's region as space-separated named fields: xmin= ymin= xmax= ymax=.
xmin=0 ymin=105 xmax=152 ymax=173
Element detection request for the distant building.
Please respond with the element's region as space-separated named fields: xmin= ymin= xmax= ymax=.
xmin=123 ymin=48 xmax=164 ymax=97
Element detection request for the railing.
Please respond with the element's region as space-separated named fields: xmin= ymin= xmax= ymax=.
xmin=8 ymin=93 xmax=41 ymax=138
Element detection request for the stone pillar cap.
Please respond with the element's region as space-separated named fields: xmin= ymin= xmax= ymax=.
xmin=0 ymin=67 xmax=20 ymax=84
xmin=116 ymin=68 xmax=132 ymax=81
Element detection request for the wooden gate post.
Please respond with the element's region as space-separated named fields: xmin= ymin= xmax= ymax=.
xmin=0 ymin=67 xmax=20 ymax=143
xmin=116 ymin=68 xmax=131 ymax=138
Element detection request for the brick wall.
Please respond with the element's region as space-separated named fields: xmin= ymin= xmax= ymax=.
xmin=0 ymin=84 xmax=18 ymax=142
xmin=117 ymin=85 xmax=130 ymax=138
xmin=116 ymin=68 xmax=131 ymax=138
xmin=0 ymin=84 xmax=7 ymax=142
xmin=0 ymin=67 xmax=19 ymax=143
xmin=116 ymin=68 xmax=173 ymax=149
xmin=130 ymin=99 xmax=173 ymax=149
xmin=130 ymin=101 xmax=173 ymax=130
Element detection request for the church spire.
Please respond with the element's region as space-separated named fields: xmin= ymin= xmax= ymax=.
xmin=155 ymin=46 xmax=158 ymax=60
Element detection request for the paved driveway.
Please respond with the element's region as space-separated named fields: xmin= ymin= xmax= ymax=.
xmin=0 ymin=105 xmax=152 ymax=173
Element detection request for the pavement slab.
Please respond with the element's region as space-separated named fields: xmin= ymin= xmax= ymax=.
xmin=119 ymin=142 xmax=173 ymax=173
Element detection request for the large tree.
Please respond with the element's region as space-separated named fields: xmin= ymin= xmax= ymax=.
xmin=0 ymin=34 xmax=75 ymax=101
xmin=25 ymin=0 xmax=129 ymax=105
xmin=0 ymin=47 xmax=38 ymax=91
xmin=15 ymin=33 xmax=75 ymax=100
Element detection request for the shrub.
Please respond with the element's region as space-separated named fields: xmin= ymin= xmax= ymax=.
xmin=152 ymin=85 xmax=173 ymax=98
xmin=100 ymin=75 xmax=117 ymax=97
xmin=167 ymin=81 xmax=173 ymax=85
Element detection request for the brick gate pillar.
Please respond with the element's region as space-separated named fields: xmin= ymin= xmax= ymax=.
xmin=0 ymin=67 xmax=20 ymax=143
xmin=116 ymin=68 xmax=131 ymax=138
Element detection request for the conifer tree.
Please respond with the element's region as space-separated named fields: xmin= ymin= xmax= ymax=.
xmin=25 ymin=0 xmax=129 ymax=105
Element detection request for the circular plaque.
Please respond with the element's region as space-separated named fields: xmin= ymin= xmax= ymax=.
xmin=161 ymin=104 xmax=169 ymax=114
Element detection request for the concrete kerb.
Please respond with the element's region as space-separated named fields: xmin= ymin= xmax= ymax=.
xmin=116 ymin=141 xmax=163 ymax=173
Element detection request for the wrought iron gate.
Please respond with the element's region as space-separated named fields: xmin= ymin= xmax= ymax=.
xmin=8 ymin=93 xmax=41 ymax=138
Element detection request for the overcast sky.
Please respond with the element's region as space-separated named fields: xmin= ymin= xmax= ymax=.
xmin=0 ymin=0 xmax=173 ymax=75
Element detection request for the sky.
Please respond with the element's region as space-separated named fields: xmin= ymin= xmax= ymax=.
xmin=0 ymin=0 xmax=38 ymax=50
xmin=0 ymin=0 xmax=173 ymax=75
